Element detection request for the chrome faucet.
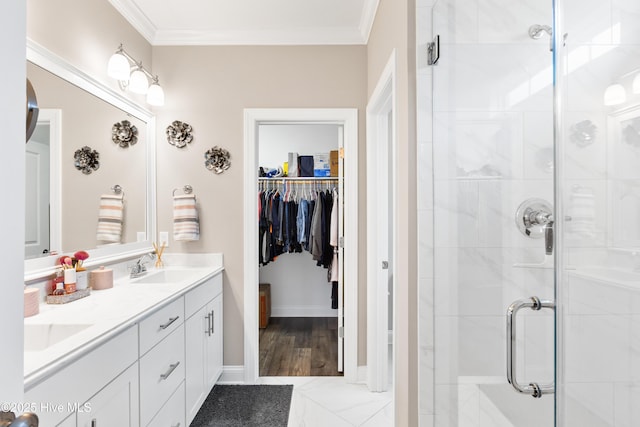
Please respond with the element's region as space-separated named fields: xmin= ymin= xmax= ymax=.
xmin=130 ymin=252 xmax=155 ymax=278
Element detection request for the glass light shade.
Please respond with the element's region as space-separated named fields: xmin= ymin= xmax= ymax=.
xmin=633 ymin=73 xmax=640 ymax=94
xmin=129 ymin=69 xmax=149 ymax=94
xmin=107 ymin=53 xmax=130 ymax=81
xmin=603 ymin=83 xmax=626 ymax=106
xmin=146 ymin=83 xmax=165 ymax=106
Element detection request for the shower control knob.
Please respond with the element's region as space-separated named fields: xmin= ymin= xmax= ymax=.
xmin=515 ymin=198 xmax=553 ymax=239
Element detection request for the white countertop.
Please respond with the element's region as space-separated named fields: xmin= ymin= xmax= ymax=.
xmin=24 ymin=257 xmax=224 ymax=389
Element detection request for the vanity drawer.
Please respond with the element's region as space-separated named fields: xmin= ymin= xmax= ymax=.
xmin=139 ymin=326 xmax=185 ymax=426
xmin=185 ymin=274 xmax=222 ymax=318
xmin=146 ymin=381 xmax=186 ymax=427
xmin=139 ymin=297 xmax=184 ymax=355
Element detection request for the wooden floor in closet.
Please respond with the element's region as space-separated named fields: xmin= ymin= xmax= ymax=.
xmin=259 ymin=317 xmax=343 ymax=377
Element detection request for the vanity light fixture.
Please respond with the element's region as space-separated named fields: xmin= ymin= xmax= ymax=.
xmin=603 ymin=83 xmax=626 ymax=106
xmin=107 ymin=44 xmax=165 ymax=106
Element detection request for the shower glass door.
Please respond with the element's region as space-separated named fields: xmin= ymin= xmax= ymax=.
xmin=555 ymin=0 xmax=640 ymax=425
xmin=431 ymin=0 xmax=555 ymax=424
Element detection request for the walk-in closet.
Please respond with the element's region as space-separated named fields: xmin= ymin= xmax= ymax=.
xmin=257 ymin=123 xmax=344 ymax=377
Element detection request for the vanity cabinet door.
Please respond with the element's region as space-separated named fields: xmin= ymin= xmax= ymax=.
xmin=185 ymin=303 xmax=208 ymax=425
xmin=185 ymin=273 xmax=224 ymax=425
xmin=77 ymin=362 xmax=139 ymax=427
xmin=206 ymin=294 xmax=223 ymax=388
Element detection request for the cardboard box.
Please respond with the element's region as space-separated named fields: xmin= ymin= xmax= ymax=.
xmin=259 ymin=283 xmax=271 ymax=328
xmin=330 ymin=150 xmax=339 ymax=177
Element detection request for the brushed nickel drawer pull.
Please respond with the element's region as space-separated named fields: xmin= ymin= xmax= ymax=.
xmin=205 ymin=313 xmax=212 ymax=336
xmin=160 ymin=361 xmax=180 ymax=380
xmin=171 ymin=424 xmax=181 ymax=427
xmin=160 ymin=316 xmax=180 ymax=330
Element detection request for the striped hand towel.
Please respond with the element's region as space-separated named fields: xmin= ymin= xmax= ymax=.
xmin=173 ymin=194 xmax=200 ymax=241
xmin=96 ymin=194 xmax=124 ymax=242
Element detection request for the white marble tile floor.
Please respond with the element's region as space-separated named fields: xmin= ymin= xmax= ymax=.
xmin=258 ymin=376 xmax=393 ymax=427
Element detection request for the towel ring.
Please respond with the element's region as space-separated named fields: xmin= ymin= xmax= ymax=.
xmin=173 ymin=185 xmax=194 ymax=197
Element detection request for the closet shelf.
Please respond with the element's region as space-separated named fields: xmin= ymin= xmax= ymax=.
xmin=258 ymin=177 xmax=340 ymax=181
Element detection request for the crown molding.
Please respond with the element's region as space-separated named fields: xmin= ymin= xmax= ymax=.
xmin=108 ymin=0 xmax=157 ymax=44
xmin=152 ymin=27 xmax=367 ymax=46
xmin=109 ymin=0 xmax=379 ymax=46
xmin=359 ymin=0 xmax=380 ymax=43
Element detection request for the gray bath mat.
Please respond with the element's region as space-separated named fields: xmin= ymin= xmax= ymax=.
xmin=190 ymin=384 xmax=293 ymax=427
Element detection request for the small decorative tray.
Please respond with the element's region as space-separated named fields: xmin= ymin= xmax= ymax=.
xmin=46 ymin=288 xmax=91 ymax=305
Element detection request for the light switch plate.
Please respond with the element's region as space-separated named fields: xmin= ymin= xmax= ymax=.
xmin=159 ymin=231 xmax=169 ymax=248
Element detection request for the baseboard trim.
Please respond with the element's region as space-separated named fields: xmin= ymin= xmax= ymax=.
xmin=217 ymin=365 xmax=245 ymax=384
xmin=271 ymin=305 xmax=338 ymax=317
xmin=218 ymin=364 xmax=367 ymax=385
xmin=357 ymin=365 xmax=367 ymax=384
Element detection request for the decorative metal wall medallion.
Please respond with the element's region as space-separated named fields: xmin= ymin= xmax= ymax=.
xmin=74 ymin=146 xmax=100 ymax=174
xmin=204 ymin=146 xmax=231 ymax=174
xmin=570 ymin=120 xmax=597 ymax=147
xmin=112 ymin=120 xmax=138 ymax=148
xmin=166 ymin=120 xmax=193 ymax=148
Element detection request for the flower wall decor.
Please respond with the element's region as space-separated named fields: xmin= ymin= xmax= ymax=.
xmin=166 ymin=120 xmax=194 ymax=148
xmin=74 ymin=146 xmax=100 ymax=174
xmin=112 ymin=120 xmax=138 ymax=148
xmin=204 ymin=146 xmax=231 ymax=174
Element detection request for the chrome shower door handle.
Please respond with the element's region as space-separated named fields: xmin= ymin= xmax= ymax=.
xmin=507 ymin=296 xmax=555 ymax=398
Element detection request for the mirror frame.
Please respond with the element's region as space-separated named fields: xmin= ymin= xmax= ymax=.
xmin=25 ymin=39 xmax=157 ymax=282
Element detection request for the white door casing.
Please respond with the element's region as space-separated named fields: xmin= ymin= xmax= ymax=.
xmin=24 ymin=109 xmax=61 ymax=258
xmin=243 ymin=108 xmax=359 ymax=383
xmin=366 ymin=50 xmax=397 ymax=392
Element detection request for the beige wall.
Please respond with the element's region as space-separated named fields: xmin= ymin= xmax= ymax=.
xmin=367 ymin=0 xmax=419 ymax=425
xmin=151 ymin=45 xmax=368 ymax=365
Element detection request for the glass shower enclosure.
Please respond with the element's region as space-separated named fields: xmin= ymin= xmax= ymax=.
xmin=424 ymin=0 xmax=640 ymax=425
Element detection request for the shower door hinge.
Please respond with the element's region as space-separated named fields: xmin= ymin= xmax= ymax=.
xmin=427 ymin=35 xmax=440 ymax=65
xmin=338 ymin=326 xmax=345 ymax=338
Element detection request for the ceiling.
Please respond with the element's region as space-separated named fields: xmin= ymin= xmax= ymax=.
xmin=108 ymin=0 xmax=380 ymax=46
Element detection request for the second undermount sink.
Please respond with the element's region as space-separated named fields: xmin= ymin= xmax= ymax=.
xmin=132 ymin=269 xmax=200 ymax=284
xmin=24 ymin=323 xmax=93 ymax=352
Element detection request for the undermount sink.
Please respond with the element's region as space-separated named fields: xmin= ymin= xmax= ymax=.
xmin=132 ymin=269 xmax=199 ymax=284
xmin=24 ymin=323 xmax=92 ymax=352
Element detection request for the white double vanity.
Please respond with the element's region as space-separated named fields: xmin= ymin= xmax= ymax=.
xmin=24 ymin=257 xmax=224 ymax=427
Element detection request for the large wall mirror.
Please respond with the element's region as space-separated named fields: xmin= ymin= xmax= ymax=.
xmin=25 ymin=40 xmax=156 ymax=280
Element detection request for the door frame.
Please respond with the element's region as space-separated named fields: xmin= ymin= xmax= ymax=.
xmin=243 ymin=108 xmax=359 ymax=383
xmin=37 ymin=109 xmax=62 ymax=255
xmin=366 ymin=50 xmax=397 ymax=392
